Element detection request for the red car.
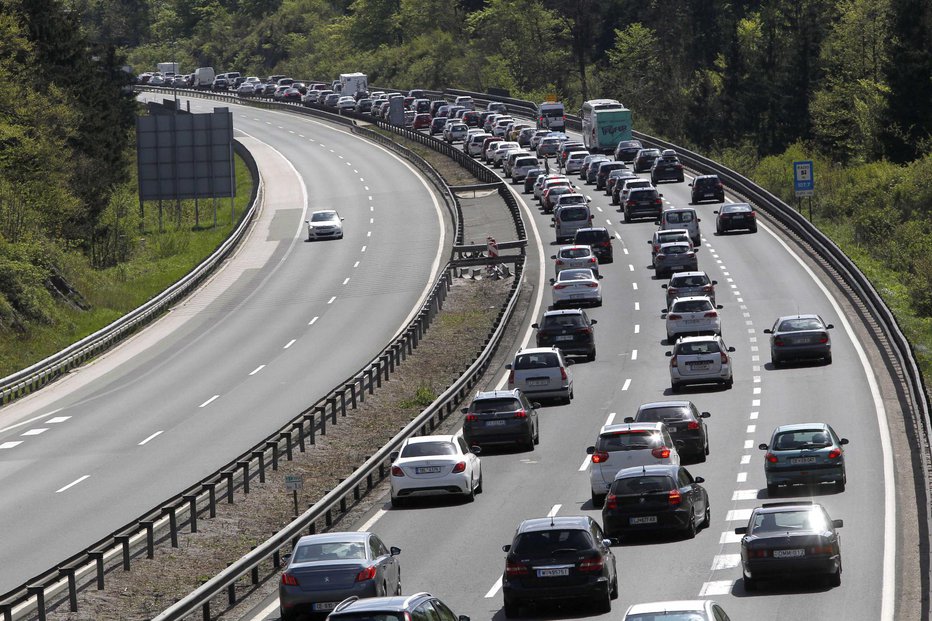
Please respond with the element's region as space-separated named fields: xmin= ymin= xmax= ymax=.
xmin=412 ymin=113 xmax=432 ymax=130
xmin=461 ymin=111 xmax=481 ymax=127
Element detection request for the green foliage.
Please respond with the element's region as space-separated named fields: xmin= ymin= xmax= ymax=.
xmin=398 ymin=385 xmax=436 ymax=409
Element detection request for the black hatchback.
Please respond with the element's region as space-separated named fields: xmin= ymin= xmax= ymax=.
xmin=602 ymin=464 xmax=709 ymax=540
xmin=625 ymin=401 xmax=710 ymax=461
xmin=613 ymin=139 xmax=643 ymax=162
xmin=533 ymin=309 xmax=597 ymax=360
xmin=502 ymin=516 xmax=618 ymax=618
xmin=573 ymin=227 xmax=614 ymax=263
xmin=690 ymin=174 xmax=725 ymax=203
xmin=461 ymin=389 xmax=539 ymax=451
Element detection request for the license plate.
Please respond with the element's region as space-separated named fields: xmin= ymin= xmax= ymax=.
xmin=529 ymin=379 xmax=549 ymax=386
xmin=685 ymin=319 xmax=703 ymax=324
xmin=536 ymin=568 xmax=569 ymax=577
xmin=570 ymin=294 xmax=585 ymax=299
xmin=789 ymin=456 xmax=817 ymax=465
xmin=555 ymin=335 xmax=574 ymax=341
xmin=773 ymin=549 xmax=805 ymax=558
xmin=486 ymin=420 xmax=507 ymax=426
xmin=688 ymin=364 xmax=710 ymax=371
xmin=415 ymin=466 xmax=442 ymax=474
xmin=312 ymin=603 xmax=338 ymax=612
xmin=630 ymin=516 xmax=658 ymax=525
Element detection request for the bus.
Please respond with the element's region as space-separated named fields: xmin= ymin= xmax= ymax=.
xmin=580 ymin=99 xmax=633 ymax=153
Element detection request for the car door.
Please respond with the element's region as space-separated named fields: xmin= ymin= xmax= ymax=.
xmin=370 ymin=535 xmax=399 ymax=591
xmin=520 ymin=393 xmax=539 ymax=437
xmin=679 ymin=468 xmax=703 ymax=520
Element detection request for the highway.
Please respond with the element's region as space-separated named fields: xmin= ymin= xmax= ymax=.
xmin=0 ymin=95 xmax=450 ymax=593
xmin=247 ymin=119 xmax=898 ymax=620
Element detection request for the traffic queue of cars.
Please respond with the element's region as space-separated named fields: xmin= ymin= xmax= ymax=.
xmin=274 ymin=98 xmax=848 ymax=620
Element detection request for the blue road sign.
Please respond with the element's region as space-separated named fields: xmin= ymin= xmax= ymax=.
xmin=794 ymin=160 xmax=814 ymax=197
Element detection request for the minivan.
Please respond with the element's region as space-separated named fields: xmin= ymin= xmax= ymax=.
xmin=553 ymin=204 xmax=593 ymax=243
xmin=659 ymin=207 xmax=702 ymax=245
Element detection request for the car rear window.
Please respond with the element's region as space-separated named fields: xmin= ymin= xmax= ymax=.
xmin=660 ymin=245 xmax=690 ymax=255
xmin=622 ymin=614 xmax=706 ymax=621
xmin=560 ymin=207 xmax=588 ymax=221
xmin=541 ymin=314 xmax=585 ymax=329
xmin=670 ymin=275 xmax=709 ymax=287
xmin=636 ymin=407 xmax=691 ymax=423
xmin=671 ymin=299 xmax=712 ymax=312
xmin=558 ymin=195 xmax=585 ymax=206
xmin=575 ymin=230 xmax=608 ymax=243
xmin=723 ymin=204 xmax=751 ymax=213
xmin=777 ymin=318 xmax=824 ymax=331
xmin=751 ymin=509 xmax=828 ymax=534
xmin=630 ymin=190 xmax=659 ymax=200
xmin=293 ymin=541 xmax=366 ymax=563
xmin=512 ymin=529 xmax=592 ymax=555
xmin=596 ymin=430 xmax=662 ymax=452
xmin=400 ymin=441 xmax=456 ymax=458
xmin=773 ymin=429 xmax=831 ymax=450
xmin=516 ymin=157 xmax=538 ymax=167
xmin=329 ymin=614 xmax=405 ymax=621
xmin=470 ymin=398 xmax=521 ymax=413
xmin=611 ymin=475 xmax=676 ymax=495
xmin=559 ymin=270 xmax=594 ymax=281
xmin=514 ymin=352 xmax=560 ymax=370
xmin=665 ymin=211 xmax=695 ymax=223
xmin=561 ymin=248 xmax=591 ymax=259
xmin=696 ymin=176 xmax=719 ymax=187
xmin=676 ymin=341 xmax=722 ymax=355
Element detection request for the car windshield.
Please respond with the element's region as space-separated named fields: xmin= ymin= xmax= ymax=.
xmin=512 ymin=529 xmax=591 ymax=555
xmin=637 ymin=407 xmax=691 ymax=423
xmin=514 ymin=352 xmax=560 ymax=369
xmin=751 ymin=509 xmax=829 ymax=534
xmin=400 ymin=441 xmax=456 ymax=458
xmin=561 ymin=248 xmax=591 ymax=259
xmin=676 ymin=341 xmax=722 ymax=355
xmin=558 ymin=270 xmax=595 ymax=281
xmin=777 ymin=318 xmax=824 ymax=331
xmin=611 ymin=475 xmax=676 ymax=495
xmin=470 ymin=398 xmax=521 ymax=413
xmin=670 ymin=275 xmax=709 ymax=287
xmin=671 ymin=299 xmax=712 ymax=312
xmin=773 ymin=429 xmax=832 ymax=450
xmin=560 ymin=208 xmax=588 ymax=221
xmin=293 ymin=541 xmax=366 ymax=563
xmin=666 ymin=212 xmax=694 ymax=223
xmin=311 ymin=212 xmax=337 ymax=222
xmin=597 ymin=430 xmax=662 ymax=451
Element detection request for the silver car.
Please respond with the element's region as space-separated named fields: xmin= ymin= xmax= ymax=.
xmin=758 ymin=422 xmax=849 ymax=494
xmin=667 ymin=335 xmax=735 ymax=392
xmin=306 ymin=210 xmax=344 ymax=240
xmin=663 ymin=271 xmax=718 ymax=308
xmin=586 ymin=422 xmax=679 ymax=506
xmin=506 ymin=346 xmax=574 ymax=403
xmin=550 ymin=268 xmax=602 ymax=308
xmin=552 ymin=244 xmax=600 ymax=276
xmin=648 ymin=229 xmax=691 ymax=267
xmin=564 ymin=151 xmax=591 ymax=174
xmin=654 ymin=241 xmax=698 ymax=278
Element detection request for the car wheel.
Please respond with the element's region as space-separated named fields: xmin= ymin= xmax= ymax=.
xmin=280 ymin=608 xmax=297 ymax=621
xmin=591 ymin=491 xmax=605 ymax=508
xmin=671 ymin=382 xmax=681 ymax=393
xmin=503 ymin=598 xmax=520 ymax=618
xmin=702 ymin=503 xmax=711 ymax=528
xmin=525 ymin=433 xmax=536 ymax=452
xmin=684 ymin=510 xmax=698 ymax=539
xmin=716 ymin=225 xmax=722 ymax=235
xmin=825 ymin=353 xmax=833 ymax=364
xmin=828 ymin=568 xmax=842 ymax=587
xmin=587 ymin=349 xmax=596 ymax=362
xmin=678 ymin=175 xmax=684 ymax=182
xmin=772 ymin=354 xmax=781 ymax=367
xmin=725 ymin=377 xmax=734 ymax=388
xmin=767 ymin=483 xmax=779 ymax=496
xmin=534 ymin=426 xmax=540 ymax=445
xmin=390 ymin=495 xmax=405 ymax=508
xmin=465 ymin=481 xmax=476 ymax=503
xmin=596 ymin=586 xmax=612 ymax=614
xmin=835 ymin=477 xmax=846 ymax=492
xmin=610 ymin=572 xmax=619 ymax=599
xmin=744 ymin=572 xmax=758 ymax=592
xmin=476 ymin=471 xmax=484 ymax=494
xmin=623 ymin=209 xmax=630 ymax=223
xmin=750 ymin=225 xmax=758 ymax=233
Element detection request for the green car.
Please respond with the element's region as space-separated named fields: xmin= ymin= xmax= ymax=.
xmin=758 ymin=423 xmax=848 ymax=495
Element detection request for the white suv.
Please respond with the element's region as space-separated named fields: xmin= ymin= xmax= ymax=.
xmin=586 ymin=422 xmax=679 ymax=506
xmin=506 ymin=347 xmax=574 ymax=404
xmin=664 ymin=296 xmax=721 ymax=342
xmin=668 ymin=335 xmax=735 ymax=392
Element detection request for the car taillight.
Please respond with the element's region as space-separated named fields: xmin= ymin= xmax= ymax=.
xmin=514 ymin=409 xmax=528 ymax=419
xmin=577 ymin=327 xmax=592 ymax=335
xmin=704 ymin=311 xmax=718 ymax=318
xmin=451 ymin=461 xmax=466 ymax=473
xmin=281 ymin=572 xmax=299 ymax=586
xmin=668 ymin=313 xmax=682 ymax=320
xmin=653 ymin=244 xmax=660 ymax=252
xmin=506 ymin=560 xmax=529 ymax=576
xmin=670 ymin=356 xmax=678 ymax=368
xmin=750 ymin=211 xmax=757 ymax=218
xmin=604 ymin=494 xmax=617 ymax=510
xmin=720 ymin=352 xmax=729 ymax=364
xmin=355 ymin=566 xmax=377 ymax=582
xmin=667 ymin=286 xmax=678 ymax=294
xmin=748 ymin=549 xmax=769 ymax=558
xmin=578 ymin=555 xmax=604 ymax=572
xmin=810 ymin=545 xmax=833 ymax=555
xmin=585 ymin=283 xmax=599 ymax=288
xmin=391 ymin=465 xmax=405 ymax=476
xmin=687 ymin=421 xmax=700 ymax=430
xmin=765 ymin=452 xmax=778 ymax=463
xmin=774 ymin=337 xmax=785 ymax=346
xmin=702 ymin=285 xmax=713 ymax=292
xmin=508 ymin=369 xmax=515 ymax=385
xmin=828 ymin=448 xmax=842 ymax=459
xmin=465 ymin=414 xmax=478 ymax=422
xmin=819 ymin=333 xmax=829 ymax=344
xmin=668 ymin=489 xmax=682 ymax=505
xmin=591 ymin=451 xmax=610 ymax=463
xmin=554 ymin=284 xmax=569 ymax=289
xmin=626 ymin=200 xmax=636 ymax=207
xmin=560 ymin=367 xmax=568 ymax=380
xmin=652 ymin=446 xmax=671 ymax=459
xmin=588 ymin=257 xmax=597 ymax=264
xmin=655 ymin=199 xmax=662 ymax=205
xmin=555 ymin=259 xmax=564 ymax=265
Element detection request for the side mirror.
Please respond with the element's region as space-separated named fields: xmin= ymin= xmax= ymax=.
xmin=661 ymin=284 xmax=668 ymax=289
xmin=623 ymin=416 xmax=635 ymax=423
xmin=714 ymin=210 xmax=719 ymax=214
xmin=659 ymin=193 xmax=664 ymax=198
xmin=590 ymin=319 xmax=598 ymax=325
xmin=728 ymin=347 xmax=736 ymax=352
xmin=735 ymin=526 xmax=748 ymax=535
xmin=647 ymin=239 xmax=653 ymax=244
xmin=532 ymin=402 xmax=542 ymax=409
xmin=389 ymin=451 xmax=399 ymax=461
xmin=689 ymin=182 xmax=694 ymax=187
xmin=461 ymin=407 xmax=468 ymax=414
xmin=840 ymin=438 xmax=849 ymax=445
xmin=695 ymin=476 xmax=705 ymax=484
xmin=701 ymin=411 xmax=711 ymax=418
xmin=502 ymin=544 xmax=511 ymax=552
xmin=505 ymin=363 xmax=512 ymax=370
xmin=826 ymin=324 xmax=835 ymax=329
xmin=763 ymin=329 xmax=773 ymax=334
xmin=758 ymin=443 xmax=769 ymax=450
xmin=602 ymin=538 xmax=612 ymax=548
xmin=716 ymin=304 xmax=723 ymax=309
xmin=550 ymin=255 xmax=556 ymax=260
xmin=655 ymin=219 xmax=661 ymax=225
xmin=531 ymin=322 xmax=540 ymax=329
xmin=471 ymin=446 xmax=482 ymax=454
xmin=283 ymin=553 xmax=292 ymax=562
xmin=665 ymin=351 xmax=673 ymax=357
xmin=712 ymin=280 xmax=718 ymax=285
xmin=459 ymin=616 xmax=470 ymax=621
xmin=598 ymin=274 xmax=604 ymax=280
xmin=586 ymin=446 xmax=595 ymax=455
xmin=390 ymin=546 xmax=401 ymax=555
xmin=341 ymin=217 xmax=345 ymax=221
xmin=586 ymin=196 xmax=592 ymax=203
xmin=549 ymin=278 xmax=555 ymax=284
xmin=833 ymin=519 xmax=844 ymax=528
xmin=565 ymin=360 xmax=575 ymax=366
xmin=304 ymin=220 xmax=310 ymax=224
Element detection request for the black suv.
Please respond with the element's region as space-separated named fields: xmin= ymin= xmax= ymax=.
xmin=690 ymin=174 xmax=725 ymax=203
xmin=622 ymin=187 xmax=664 ymax=222
xmin=633 ymin=148 xmax=662 ymax=172
xmin=502 ymin=516 xmax=618 ymax=617
xmin=573 ymin=227 xmax=614 ymax=263
xmin=650 ymin=149 xmax=685 ymax=183
xmin=624 ymin=400 xmax=711 ymax=461
xmin=461 ymin=389 xmax=539 ymax=451
xmin=613 ymin=139 xmax=643 ymax=162
xmin=595 ymin=161 xmax=627 ymax=190
xmin=328 ymin=592 xmax=470 ymax=621
xmin=533 ymin=309 xmax=597 ymax=360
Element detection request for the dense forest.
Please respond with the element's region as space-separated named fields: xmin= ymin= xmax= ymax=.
xmin=1 ymin=0 xmax=931 ymax=372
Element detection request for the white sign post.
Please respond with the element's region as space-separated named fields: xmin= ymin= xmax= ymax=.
xmin=285 ymin=475 xmax=304 ymax=516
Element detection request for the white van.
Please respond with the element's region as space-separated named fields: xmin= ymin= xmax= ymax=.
xmin=659 ymin=207 xmax=701 ymax=246
xmin=553 ymin=204 xmax=593 ymax=243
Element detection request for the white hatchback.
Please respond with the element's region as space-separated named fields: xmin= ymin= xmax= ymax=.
xmin=665 ymin=296 xmax=720 ymax=341
xmin=389 ymin=435 xmax=482 ymax=507
xmin=551 ymin=268 xmax=602 ymax=308
xmin=564 ymin=151 xmax=591 ymax=174
xmin=506 ymin=347 xmax=574 ymax=403
xmin=586 ymin=422 xmax=680 ymax=506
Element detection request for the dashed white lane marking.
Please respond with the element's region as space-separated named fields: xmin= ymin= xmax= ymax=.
xmin=744 ymin=440 xmax=754 ymax=449
xmin=284 ymin=339 xmax=296 ymax=349
xmin=752 ymin=355 xmax=760 ymax=362
xmin=0 ymin=409 xmax=64 ymax=434
xmin=353 ymin=261 xmax=360 ymax=268
xmin=628 ymin=264 xmax=634 ymax=271
xmin=733 ymin=489 xmax=759 ymax=501
xmin=579 ymin=455 xmax=591 ymax=471
xmin=47 ymin=416 xmax=70 ymax=424
xmin=370 ymin=218 xmax=374 ymax=224
xmin=485 ymin=576 xmax=503 ymax=598
xmin=753 ymin=375 xmax=761 ymax=383
xmin=634 ymin=302 xmax=640 ymax=311
xmin=361 ymin=245 xmax=367 ymax=252
xmin=328 ymin=296 xmax=336 ymax=304
xmin=547 ymin=504 xmax=561 ymax=517
xmin=750 ymin=411 xmax=759 ymax=419
xmin=753 ymin=387 xmax=761 ymax=394
xmin=364 ymin=184 xmax=368 ymax=189
xmin=368 ymin=196 xmax=373 ymax=201
xmin=367 ymin=231 xmax=372 ymax=237
xmin=21 ymin=428 xmax=48 ymax=436
xmin=596 ymin=206 xmax=603 ymax=212
xmin=623 ymin=248 xmax=629 ymax=255
xmin=56 ymin=475 xmax=90 ymax=493
xmin=0 ymin=441 xmax=23 ymax=449
xmin=606 ymin=412 xmax=616 ymax=426
xmin=199 ymin=395 xmax=219 ymax=408
xmin=343 ymin=277 xmax=350 ymax=285
xmin=622 ymin=379 xmax=632 ymax=391
xmin=249 ymin=365 xmax=265 ymax=376
xmin=632 ymin=283 xmax=638 ymax=290
xmin=354 ymin=169 xmax=358 ymax=173
xmin=634 ymin=324 xmax=640 ymax=333
xmin=726 ymin=509 xmax=753 ymax=521
xmin=631 ymin=349 xmax=638 ymax=361
xmin=746 ymin=425 xmax=756 ymax=433
xmin=720 ymin=531 xmax=743 ymax=544
xmin=309 ymin=316 xmax=318 ymax=326
xmin=752 ymin=399 xmax=761 ymax=407
xmin=605 ymin=219 xmax=612 ymax=226
xmin=740 ymin=455 xmax=751 ymax=465
xmin=138 ymin=431 xmax=164 ymax=446
xmin=298 ymin=134 xmax=304 ymax=138
xmin=736 ymin=472 xmax=748 ymax=483
xmin=737 ymin=297 xmax=744 ymax=302
xmin=711 ymin=554 xmax=741 ymax=570
xmin=699 ymin=580 xmax=735 ymax=596
xmin=288 ymin=130 xmax=294 ymax=134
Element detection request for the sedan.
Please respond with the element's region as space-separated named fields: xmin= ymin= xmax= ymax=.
xmin=633 ymin=148 xmax=662 ymax=172
xmin=389 ymin=435 xmax=482 ymax=506
xmin=668 ymin=335 xmax=735 ymax=391
xmin=552 ymin=244 xmax=600 ymax=276
xmin=613 ymin=139 xmax=644 ymax=163
xmin=624 ymin=400 xmax=711 ymax=462
xmin=715 ymin=202 xmax=758 ymax=233
xmin=278 ymin=532 xmax=401 ymax=620
xmin=551 ymin=268 xmax=602 ymax=308
xmin=765 ymin=314 xmax=834 ymax=365
xmin=654 ymin=241 xmax=698 ymax=278
xmin=622 ymin=600 xmax=732 ymax=620
xmin=602 ymin=464 xmax=709 ymax=540
xmin=759 ymin=422 xmax=849 ymax=494
xmin=664 ymin=296 xmax=720 ymax=342
xmin=305 ymin=210 xmax=344 ymax=241
xmin=736 ymin=501 xmax=843 ymax=590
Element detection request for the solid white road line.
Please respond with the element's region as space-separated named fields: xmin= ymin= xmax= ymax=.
xmin=485 ymin=576 xmax=503 ymax=598
xmin=284 ymin=339 xmax=296 ymax=349
xmin=56 ymin=475 xmax=90 ymax=493
xmin=547 ymin=504 xmax=561 ymax=517
xmin=199 ymin=395 xmax=219 ymax=408
xmin=359 ymin=509 xmax=388 ymax=533
xmin=0 ymin=409 xmax=63 ymax=434
xmin=21 ymin=428 xmax=47 ymax=436
xmin=247 ymin=600 xmax=280 ymax=621
xmin=249 ymin=365 xmax=265 ymax=376
xmin=309 ymin=316 xmax=318 ymax=325
xmin=138 ymin=431 xmax=164 ymax=446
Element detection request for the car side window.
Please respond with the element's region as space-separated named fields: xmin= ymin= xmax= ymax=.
xmin=457 ymin=437 xmax=469 ymax=454
xmin=679 ymin=469 xmax=694 ymax=487
xmin=370 ymin=535 xmax=388 ymax=557
xmin=713 ymin=605 xmax=731 ymax=621
xmin=430 ymin=599 xmax=458 ymax=621
xmin=414 ymin=601 xmax=441 ymax=621
xmin=663 ymin=428 xmax=674 ymax=447
xmin=590 ymin=521 xmax=605 ymax=543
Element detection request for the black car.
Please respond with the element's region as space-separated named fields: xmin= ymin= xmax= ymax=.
xmin=715 ymin=202 xmax=758 ymax=233
xmin=573 ymin=227 xmax=614 ymax=263
xmin=461 ymin=389 xmax=539 ymax=451
xmin=605 ymin=170 xmax=637 ymax=196
xmin=533 ymin=309 xmax=597 ymax=360
xmin=502 ymin=516 xmax=618 ymax=618
xmin=690 ymin=174 xmax=725 ymax=203
xmin=736 ymin=501 xmax=843 ymax=590
xmin=613 ymin=139 xmax=643 ymax=162
xmin=633 ymin=148 xmax=662 ymax=172
xmin=650 ymin=149 xmax=685 ymax=183
xmin=328 ymin=592 xmax=470 ymax=621
xmin=624 ymin=401 xmax=710 ymax=461
xmin=623 ymin=187 xmax=664 ymax=222
xmin=602 ymin=464 xmax=709 ymax=540
xmin=595 ymin=162 xmax=627 ymax=190
xmin=584 ymin=157 xmax=611 ymax=183
xmin=523 ymin=168 xmax=546 ymax=194
xmin=764 ymin=313 xmax=834 ymax=366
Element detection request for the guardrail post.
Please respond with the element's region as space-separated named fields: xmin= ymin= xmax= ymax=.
xmin=184 ymin=495 xmax=199 ymax=532
xmin=202 ymin=602 xmax=210 ymax=621
xmin=267 ymin=440 xmax=279 ymax=470
xmin=203 ymin=482 xmax=217 ymax=518
xmin=312 ymin=407 xmax=323 ymax=439
xmin=88 ymin=551 xmax=105 ymax=589
xmin=141 ymin=520 xmax=155 ymax=557
xmin=221 ymin=470 xmax=235 ymax=502
xmin=292 ymin=421 xmax=305 ymax=452
xmin=163 ymin=506 xmax=179 ymax=547
xmin=327 ymin=397 xmax=338 ymax=424
xmin=367 ymin=367 xmax=375 ymax=394
xmin=251 ymin=547 xmax=260 ymax=584
xmin=227 ymin=563 xmax=236 ymax=605
xmin=1 ymin=602 xmax=14 ymax=621
xmin=59 ymin=564 xmax=79 ymax=611
xmin=345 ymin=382 xmax=357 ymax=409
xmin=339 ymin=390 xmax=347 ymax=417
xmin=252 ymin=451 xmax=266 ymax=483
xmin=26 ymin=586 xmax=45 ymax=621
xmin=238 ymin=461 xmax=251 ymax=494
xmin=374 ymin=361 xmax=383 ymax=388
xmin=281 ymin=431 xmax=294 ymax=460
xmin=115 ymin=534 xmax=132 ymax=569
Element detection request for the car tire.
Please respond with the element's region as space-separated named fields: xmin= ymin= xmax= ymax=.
xmin=828 ymin=568 xmax=842 ymax=587
xmin=587 ymin=349 xmax=596 ymax=362
xmin=725 ymin=377 xmax=734 ymax=388
xmin=390 ymin=495 xmax=405 ymax=508
xmin=465 ymin=481 xmax=476 ymax=503
xmin=503 ymin=598 xmax=520 ymax=619
xmin=684 ymin=510 xmax=698 ymax=539
xmin=825 ymin=353 xmax=833 ymax=364
xmin=750 ymin=225 xmax=758 ymax=233
xmin=280 ymin=608 xmax=297 ymax=621
xmin=702 ymin=503 xmax=711 ymax=528
xmin=525 ymin=433 xmax=536 ymax=452
xmin=591 ymin=491 xmax=605 ymax=508
xmin=534 ymin=427 xmax=540 ymax=445
xmin=623 ymin=209 xmax=631 ymax=223
xmin=767 ymin=483 xmax=779 ymax=496
xmin=716 ymin=225 xmax=722 ymax=235
xmin=596 ymin=587 xmax=612 ymax=614
xmin=678 ymin=175 xmax=685 ymax=183
xmin=476 ymin=471 xmax=484 ymax=494
xmin=671 ymin=382 xmax=680 ymax=393
xmin=743 ymin=573 xmax=758 ymax=592
xmin=835 ymin=477 xmax=846 ymax=492
xmin=610 ymin=573 xmax=619 ymax=599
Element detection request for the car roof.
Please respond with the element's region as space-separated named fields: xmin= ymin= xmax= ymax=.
xmin=772 ymin=422 xmax=830 ymax=433
xmin=542 ymin=308 xmax=584 ymax=317
xmin=600 ymin=422 xmax=665 ymax=434
xmin=295 ymin=531 xmax=368 ymax=546
xmin=558 ymin=268 xmax=596 ymax=279
xmin=775 ymin=313 xmax=821 ymax=321
xmin=670 ymin=295 xmax=712 ymax=304
xmin=625 ymin=601 xmax=712 ymax=614
xmin=614 ymin=464 xmax=680 ymax=479
xmin=517 ymin=346 xmax=560 ymax=356
xmin=575 ymin=227 xmax=608 ymax=234
xmin=332 ymin=593 xmax=432 ymax=613
xmin=638 ymin=400 xmax=693 ymax=411
xmin=404 ymin=434 xmax=457 ymax=445
xmin=474 ymin=389 xmax=522 ymax=400
xmin=656 ymin=228 xmax=689 ymax=236
xmin=517 ymin=516 xmax=591 ymax=533
xmin=558 ymin=245 xmax=591 ymax=252
xmin=659 ymin=241 xmax=693 ymax=249
xmin=755 ymin=501 xmax=820 ymax=514
xmin=675 ymin=335 xmax=722 ymax=344
xmin=670 ymin=271 xmax=707 ymax=279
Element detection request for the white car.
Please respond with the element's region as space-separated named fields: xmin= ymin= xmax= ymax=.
xmin=511 ymin=155 xmax=540 ymax=182
xmin=466 ymin=133 xmax=492 ymax=157
xmin=537 ymin=177 xmax=570 ymax=202
xmin=668 ymin=335 xmax=735 ymax=392
xmin=491 ymin=142 xmax=520 ymax=166
xmin=622 ymin=600 xmax=732 ymax=620
xmin=552 ymin=245 xmax=599 ymax=276
xmin=483 ymin=140 xmax=504 ymax=163
xmin=586 ymin=422 xmax=680 ymax=506
xmin=564 ymin=151 xmax=591 ymax=174
xmin=443 ymin=122 xmax=468 ymax=143
xmin=665 ymin=296 xmax=720 ymax=341
xmin=306 ymin=210 xmax=344 ymax=240
xmin=551 ymin=268 xmax=602 ymax=308
xmin=615 ymin=178 xmax=653 ymax=205
xmin=389 ymin=435 xmax=482 ymax=507
xmin=506 ymin=347 xmax=573 ymax=403
xmin=336 ymin=96 xmax=357 ymax=112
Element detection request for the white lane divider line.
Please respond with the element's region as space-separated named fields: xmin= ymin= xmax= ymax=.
xmin=485 ymin=576 xmax=503 ymax=598
xmin=46 ymin=416 xmax=70 ymax=424
xmin=370 ymin=217 xmax=374 ymax=224
xmin=621 ymin=378 xmax=631 ymax=391
xmin=56 ymin=475 xmax=90 ymax=493
xmin=736 ymin=472 xmax=748 ymax=483
xmin=354 ymin=169 xmax=358 ymax=174
xmin=623 ymin=248 xmax=629 ymax=255
xmin=367 ymin=231 xmax=372 ymax=237
xmin=720 ymin=531 xmax=743 ymax=544
xmin=578 ymin=455 xmax=591 ymax=471
xmin=710 ymin=554 xmax=741 ymax=570
xmin=631 ymin=349 xmax=638 ymax=361
xmin=726 ymin=509 xmax=753 ymax=522
xmin=605 ymin=219 xmax=612 ymax=226
xmin=364 ymin=184 xmax=368 ymax=189
xmin=361 ymin=245 xmax=367 ymax=252
xmin=753 ymin=375 xmax=761 ymax=383
xmin=699 ymin=580 xmax=735 ymax=596
xmin=309 ymin=316 xmax=319 ymax=325
xmin=199 ymin=395 xmax=219 ymax=408
xmin=634 ymin=324 xmax=640 ymax=333
xmin=628 ymin=264 xmax=634 ymax=272
xmin=353 ymin=261 xmax=360 ymax=268
xmin=732 ymin=489 xmax=759 ymax=501
xmin=0 ymin=441 xmax=23 ymax=449
xmin=547 ymin=504 xmax=561 ymax=517
xmin=606 ymin=412 xmax=616 ymax=425
xmin=249 ymin=365 xmax=266 ymax=376
xmin=740 ymin=455 xmax=751 ymax=465
xmin=632 ymin=282 xmax=638 ymax=290
xmin=746 ymin=424 xmax=756 ymax=433
xmin=343 ymin=277 xmax=350 ymax=285
xmin=634 ymin=302 xmax=640 ymax=311
xmin=737 ymin=297 xmax=744 ymax=302
xmin=138 ymin=431 xmax=164 ymax=446
xmin=368 ymin=196 xmax=373 ymax=201
xmin=328 ymin=296 xmax=337 ymax=305
xmin=744 ymin=440 xmax=754 ymax=449
xmin=750 ymin=411 xmax=759 ymax=419
xmin=753 ymin=387 xmax=761 ymax=395
xmin=752 ymin=399 xmax=761 ymax=407
xmin=284 ymin=339 xmax=296 ymax=349
xmin=0 ymin=409 xmax=63 ymax=434
xmin=21 ymin=428 xmax=48 ymax=436
xmin=596 ymin=206 xmax=603 ymax=212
